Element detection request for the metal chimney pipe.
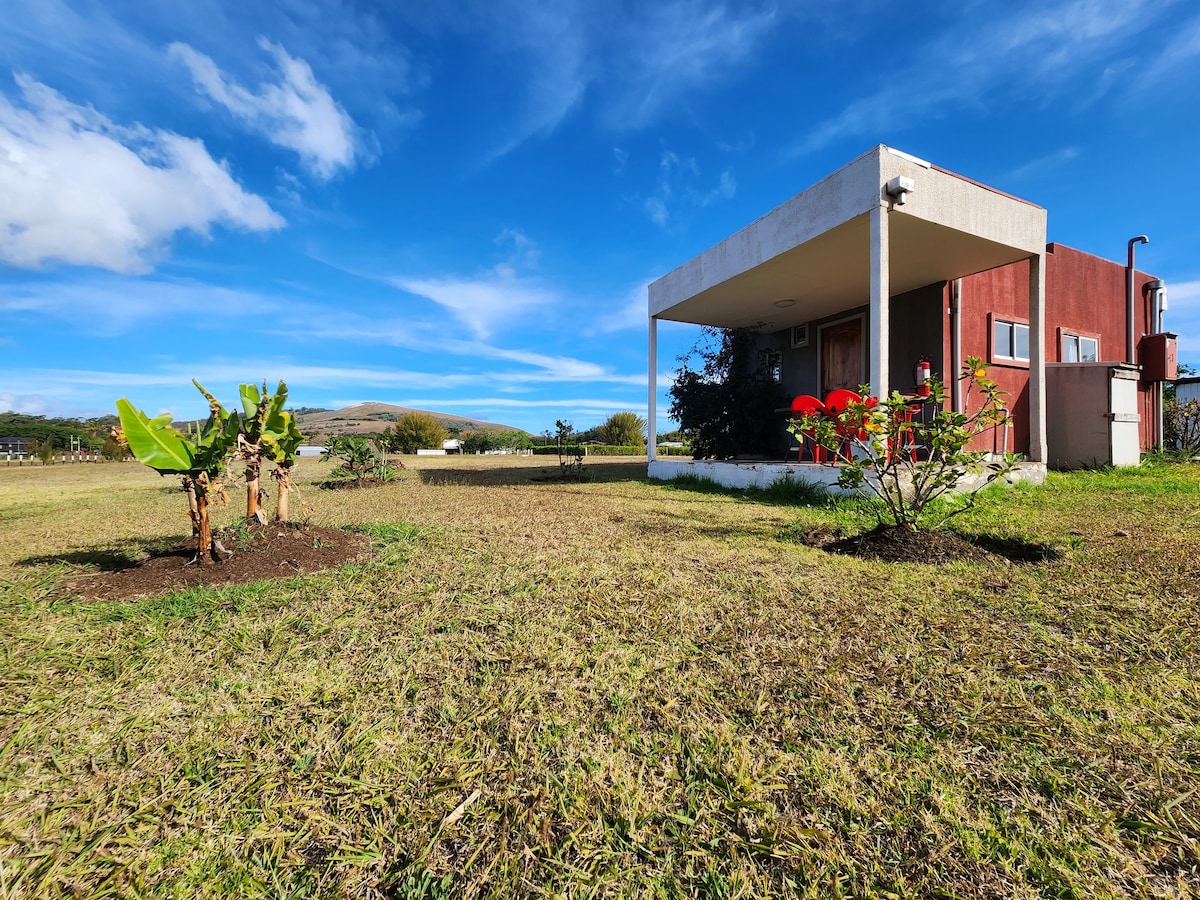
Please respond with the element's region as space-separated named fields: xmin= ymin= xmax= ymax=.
xmin=1126 ymin=235 xmax=1148 ymax=365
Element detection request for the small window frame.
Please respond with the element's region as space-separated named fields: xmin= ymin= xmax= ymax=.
xmin=790 ymin=323 xmax=809 ymax=349
xmin=988 ymin=313 xmax=1031 ymax=368
xmin=1058 ymin=328 xmax=1100 ymax=363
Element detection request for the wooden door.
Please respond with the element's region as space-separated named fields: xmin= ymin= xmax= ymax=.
xmin=820 ymin=318 xmax=863 ymax=395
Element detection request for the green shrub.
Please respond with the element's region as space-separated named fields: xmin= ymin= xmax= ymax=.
xmin=1165 ymin=398 xmax=1200 ymax=457
xmin=321 ymin=436 xmax=394 ymax=482
xmin=531 ymin=444 xmax=644 ymax=456
xmin=383 ymin=413 xmax=448 ymax=454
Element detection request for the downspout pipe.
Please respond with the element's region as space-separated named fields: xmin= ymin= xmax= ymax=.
xmin=950 ymin=278 xmax=963 ymax=413
xmin=1126 ymin=235 xmax=1148 ymax=365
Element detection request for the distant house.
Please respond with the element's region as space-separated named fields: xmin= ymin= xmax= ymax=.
xmin=0 ymin=436 xmax=33 ymax=454
xmin=647 ymin=145 xmax=1177 ymax=486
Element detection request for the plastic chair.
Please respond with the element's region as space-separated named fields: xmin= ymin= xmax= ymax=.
xmin=823 ymin=389 xmax=876 ymax=460
xmin=789 ymin=394 xmax=826 ymax=462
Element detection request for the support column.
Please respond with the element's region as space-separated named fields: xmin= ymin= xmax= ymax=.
xmin=1028 ymin=253 xmax=1047 ymax=463
xmin=648 ymin=315 xmax=658 ymax=462
xmin=869 ymin=204 xmax=890 ymax=397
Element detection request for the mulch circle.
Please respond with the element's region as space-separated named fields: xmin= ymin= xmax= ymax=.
xmin=317 ymin=477 xmax=393 ymax=490
xmin=823 ymin=524 xmax=992 ymax=564
xmin=72 ymin=523 xmax=371 ymax=601
xmin=799 ymin=524 xmax=1057 ymax=564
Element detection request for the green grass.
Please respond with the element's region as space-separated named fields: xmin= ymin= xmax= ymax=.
xmin=1 ymin=456 xmax=1198 ymax=898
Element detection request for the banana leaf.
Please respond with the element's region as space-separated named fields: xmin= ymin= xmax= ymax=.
xmin=116 ymin=399 xmax=197 ymax=474
xmin=239 ymin=382 xmax=262 ymax=422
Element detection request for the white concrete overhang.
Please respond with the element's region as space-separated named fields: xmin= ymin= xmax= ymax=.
xmin=648 ymin=145 xmax=1047 ymax=329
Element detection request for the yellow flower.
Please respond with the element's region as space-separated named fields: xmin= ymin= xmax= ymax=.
xmin=974 ymin=368 xmax=987 ymax=379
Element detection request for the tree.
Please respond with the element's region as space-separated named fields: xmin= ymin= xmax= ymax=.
xmin=789 ymin=358 xmax=1014 ymax=529
xmin=459 ymin=428 xmax=531 ymax=453
xmin=668 ymin=326 xmax=788 ymax=459
xmin=116 ymin=381 xmax=240 ymax=564
xmin=598 ymin=411 xmax=647 ymax=447
xmin=385 ymin=412 xmax=448 ymax=454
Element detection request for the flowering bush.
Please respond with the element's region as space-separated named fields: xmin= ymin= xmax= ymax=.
xmin=789 ymin=357 xmax=1014 ymax=528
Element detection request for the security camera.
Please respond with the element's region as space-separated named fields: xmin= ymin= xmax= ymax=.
xmin=885 ymin=175 xmax=915 ymax=205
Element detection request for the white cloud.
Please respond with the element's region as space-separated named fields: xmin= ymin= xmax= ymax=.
xmin=592 ymin=281 xmax=650 ymax=334
xmin=0 ymin=275 xmax=283 ymax=335
xmin=642 ymin=150 xmax=735 ymax=228
xmin=602 ymin=1 xmax=776 ymax=130
xmin=389 ymin=231 xmax=557 ymax=339
xmin=170 ymin=39 xmax=360 ymax=179
xmin=787 ymin=0 xmax=1166 ymax=156
xmin=0 ymin=74 xmax=283 ymax=274
xmin=393 ymin=269 xmax=557 ymax=341
xmin=1007 ymin=147 xmax=1080 ymax=180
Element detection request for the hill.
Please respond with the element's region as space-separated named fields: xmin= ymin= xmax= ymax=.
xmin=292 ymin=403 xmax=526 ymax=440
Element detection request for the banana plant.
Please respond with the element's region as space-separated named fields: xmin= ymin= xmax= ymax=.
xmin=116 ymin=380 xmax=239 ymax=564
xmin=238 ymin=381 xmax=304 ymax=522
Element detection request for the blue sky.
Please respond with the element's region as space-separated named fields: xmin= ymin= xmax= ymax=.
xmin=2 ymin=0 xmax=1198 ymax=434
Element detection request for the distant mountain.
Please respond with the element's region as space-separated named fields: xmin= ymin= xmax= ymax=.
xmin=293 ymin=403 xmax=526 ymax=439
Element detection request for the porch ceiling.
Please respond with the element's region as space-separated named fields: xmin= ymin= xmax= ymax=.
xmin=653 ymin=212 xmax=1035 ymax=330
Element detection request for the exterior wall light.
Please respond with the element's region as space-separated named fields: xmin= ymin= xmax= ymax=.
xmin=885 ymin=176 xmax=915 ymax=206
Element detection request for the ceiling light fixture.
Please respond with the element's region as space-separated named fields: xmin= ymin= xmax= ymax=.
xmin=774 ymin=299 xmax=796 ymax=308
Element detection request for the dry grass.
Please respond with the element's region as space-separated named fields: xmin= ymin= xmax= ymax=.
xmin=1 ymin=456 xmax=1198 ymax=898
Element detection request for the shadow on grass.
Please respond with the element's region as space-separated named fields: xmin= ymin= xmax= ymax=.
xmin=958 ymin=532 xmax=1063 ymax=563
xmin=416 ymin=460 xmax=647 ymax=487
xmin=657 ymin=472 xmax=834 ymax=508
xmin=17 ymin=537 xmax=179 ymax=571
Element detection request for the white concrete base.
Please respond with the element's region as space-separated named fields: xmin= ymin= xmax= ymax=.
xmin=647 ymin=458 xmax=1046 ymax=495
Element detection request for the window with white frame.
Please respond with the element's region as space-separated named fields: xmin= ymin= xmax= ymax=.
xmin=993 ymin=319 xmax=1030 ymax=361
xmin=1061 ymin=332 xmax=1098 ymax=363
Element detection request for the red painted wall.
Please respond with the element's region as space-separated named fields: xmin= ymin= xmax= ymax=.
xmin=958 ymin=244 xmax=1159 ymax=455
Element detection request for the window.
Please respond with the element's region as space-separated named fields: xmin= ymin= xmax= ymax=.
xmin=993 ymin=319 xmax=1030 ymax=361
xmin=1062 ymin=333 xmax=1098 ymax=363
xmin=790 ymin=323 xmax=809 ymax=348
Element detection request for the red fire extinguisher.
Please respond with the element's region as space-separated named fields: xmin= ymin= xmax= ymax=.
xmin=914 ymin=357 xmax=932 ymax=396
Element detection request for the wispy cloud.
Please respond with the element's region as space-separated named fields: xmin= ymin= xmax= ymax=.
xmin=0 ymin=275 xmax=284 ymax=336
xmin=1126 ymin=10 xmax=1200 ymax=94
xmin=643 ymin=150 xmax=735 ymax=228
xmin=1164 ymin=279 xmax=1200 ymax=353
xmin=601 ymin=0 xmax=776 ymax=130
xmin=1007 ymin=147 xmax=1080 ymax=180
xmin=786 ymin=0 xmax=1168 ymax=157
xmin=387 ymin=228 xmax=557 ymax=339
xmin=433 ymin=0 xmax=775 ymax=164
xmin=592 ymin=281 xmax=650 ymax=334
xmin=0 ymin=74 xmax=283 ymax=274
xmin=391 ymin=268 xmax=558 ymax=341
xmin=170 ymin=39 xmax=361 ymax=179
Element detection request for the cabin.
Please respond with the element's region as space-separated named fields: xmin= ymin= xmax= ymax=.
xmin=647 ymin=146 xmax=1176 ymax=487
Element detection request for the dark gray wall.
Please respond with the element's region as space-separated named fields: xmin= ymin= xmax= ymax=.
xmin=888 ymin=282 xmax=946 ymax=394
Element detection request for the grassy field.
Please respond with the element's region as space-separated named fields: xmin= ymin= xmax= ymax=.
xmin=1 ymin=455 xmax=1198 ymax=899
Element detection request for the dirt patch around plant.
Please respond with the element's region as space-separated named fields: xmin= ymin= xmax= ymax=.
xmin=799 ymin=524 xmax=1059 ymax=564
xmin=317 ymin=477 xmax=394 ymax=490
xmin=70 ymin=523 xmax=371 ymax=600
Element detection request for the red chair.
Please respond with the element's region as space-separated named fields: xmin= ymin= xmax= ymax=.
xmin=823 ymin=389 xmax=876 ymax=460
xmin=789 ymin=394 xmax=826 ymax=462
xmin=890 ymin=396 xmax=925 ymax=462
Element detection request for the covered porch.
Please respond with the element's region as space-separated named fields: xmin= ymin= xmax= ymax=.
xmin=647 ymin=145 xmax=1049 ymax=487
